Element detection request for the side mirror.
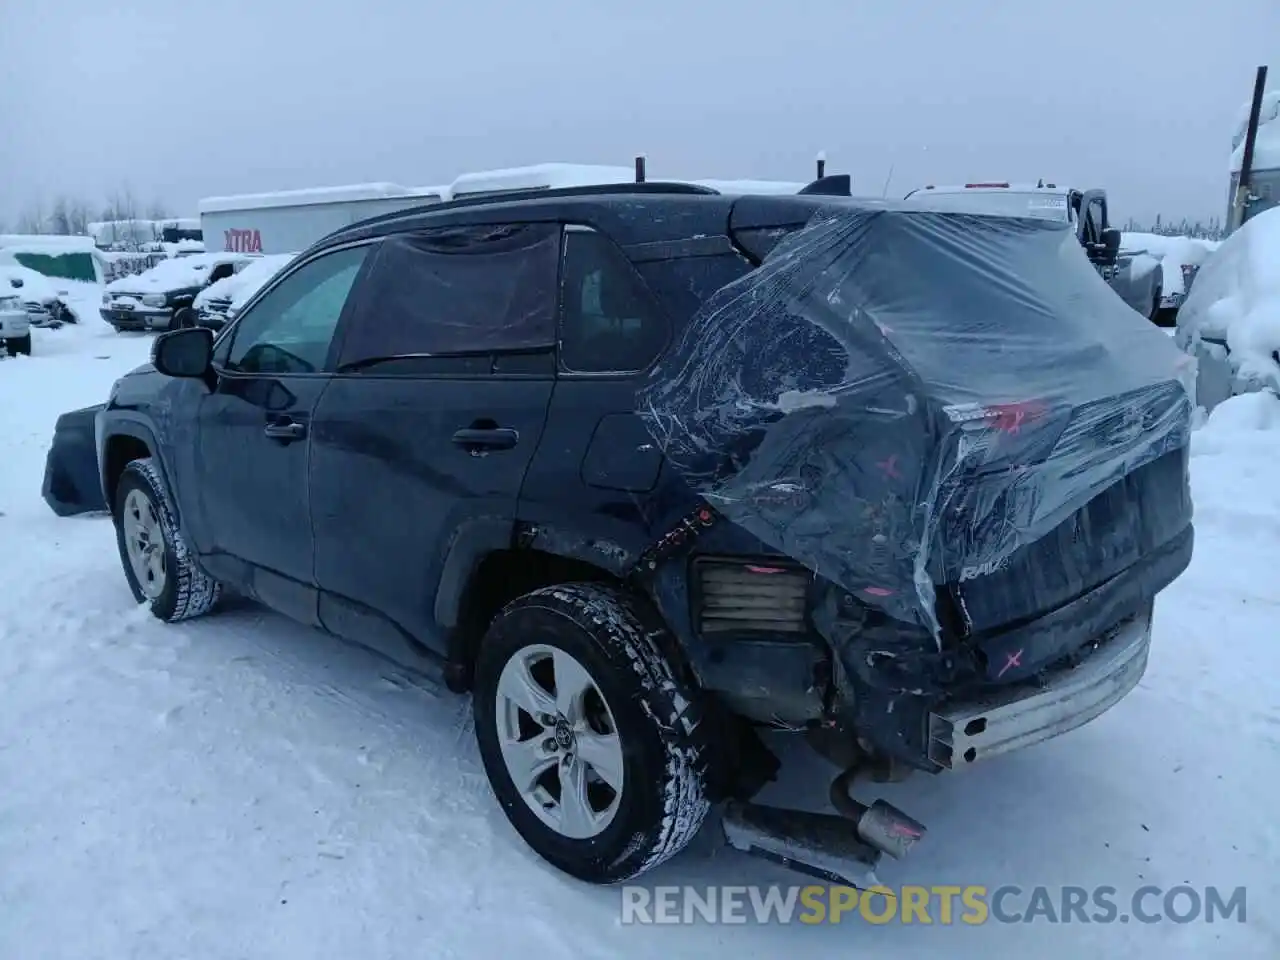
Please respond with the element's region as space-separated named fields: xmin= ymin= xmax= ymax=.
xmin=152 ymin=327 xmax=213 ymax=379
xmin=1101 ymin=227 xmax=1121 ymax=259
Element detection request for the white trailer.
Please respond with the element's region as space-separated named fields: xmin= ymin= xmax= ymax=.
xmin=197 ymin=162 xmax=814 ymax=256
xmin=198 ymin=183 xmax=444 ymax=255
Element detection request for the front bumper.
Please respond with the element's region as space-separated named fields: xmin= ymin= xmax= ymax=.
xmin=100 ymin=306 xmax=173 ymax=331
xmin=926 ymin=603 xmax=1152 ymax=769
xmin=42 ymin=404 xmax=108 ymax=516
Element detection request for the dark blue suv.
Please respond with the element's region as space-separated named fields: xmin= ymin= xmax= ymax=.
xmin=43 ymin=179 xmax=1194 ymax=886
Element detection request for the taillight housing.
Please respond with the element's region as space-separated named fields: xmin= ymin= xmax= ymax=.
xmin=941 ymin=400 xmax=1072 ymax=475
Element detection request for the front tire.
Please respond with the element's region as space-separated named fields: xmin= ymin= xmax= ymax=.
xmin=4 ymin=334 xmax=31 ymax=356
xmin=172 ymin=307 xmax=194 ymax=330
xmin=472 ymin=583 xmax=710 ymax=884
xmin=112 ymin=457 xmax=221 ymax=623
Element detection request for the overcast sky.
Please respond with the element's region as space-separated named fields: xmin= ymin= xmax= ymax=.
xmin=1 ymin=0 xmax=1275 ymax=227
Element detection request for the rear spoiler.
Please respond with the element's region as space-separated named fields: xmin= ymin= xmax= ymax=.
xmin=799 ymin=175 xmax=852 ymax=197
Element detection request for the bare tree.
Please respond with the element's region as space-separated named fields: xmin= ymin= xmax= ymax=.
xmin=100 ymin=185 xmax=143 ymax=248
xmin=145 ymin=198 xmax=172 ymax=221
xmin=15 ymin=199 xmax=47 ymax=235
xmin=49 ymin=196 xmax=73 ymax=235
xmin=101 ymin=184 xmax=139 ymax=224
xmin=67 ymin=197 xmax=92 ymax=235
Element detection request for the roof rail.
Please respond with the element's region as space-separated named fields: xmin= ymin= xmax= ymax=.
xmin=337 ymin=180 xmax=721 ymax=237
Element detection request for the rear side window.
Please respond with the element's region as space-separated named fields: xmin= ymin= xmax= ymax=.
xmin=337 ymin=223 xmax=559 ymax=369
xmin=559 ymin=229 xmax=669 ymax=373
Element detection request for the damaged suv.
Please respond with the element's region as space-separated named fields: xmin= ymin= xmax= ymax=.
xmin=42 ymin=180 xmax=1195 ymax=886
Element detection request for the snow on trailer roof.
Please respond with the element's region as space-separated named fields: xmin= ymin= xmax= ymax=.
xmin=689 ymin=178 xmax=808 ymax=195
xmin=0 ymin=234 xmax=98 ymax=252
xmin=446 ymin=163 xmax=637 ymax=197
xmin=198 ymin=183 xmax=443 ymax=214
xmin=907 ymin=182 xmax=1068 ymax=194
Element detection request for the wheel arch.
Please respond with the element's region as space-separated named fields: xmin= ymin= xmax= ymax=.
xmin=439 ymin=520 xmax=648 ymax=692
xmin=101 ymin=421 xmax=171 ymax=517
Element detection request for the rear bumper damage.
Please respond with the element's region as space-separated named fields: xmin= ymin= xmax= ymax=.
xmin=927 ymin=603 xmax=1153 ymax=769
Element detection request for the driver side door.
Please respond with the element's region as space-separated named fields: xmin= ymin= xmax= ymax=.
xmin=192 ymin=241 xmax=376 ymax=625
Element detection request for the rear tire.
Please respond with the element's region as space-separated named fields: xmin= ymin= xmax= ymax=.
xmin=112 ymin=457 xmax=221 ymax=623
xmin=472 ymin=583 xmax=710 ymax=884
xmin=4 ymin=334 xmax=31 ymax=356
xmin=172 ymin=307 xmax=194 ymax=330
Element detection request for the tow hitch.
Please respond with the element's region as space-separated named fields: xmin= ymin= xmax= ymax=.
xmin=721 ymin=768 xmax=926 ymax=888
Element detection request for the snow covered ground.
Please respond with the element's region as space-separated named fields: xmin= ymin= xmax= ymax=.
xmin=1 ymin=315 xmax=1278 ymax=959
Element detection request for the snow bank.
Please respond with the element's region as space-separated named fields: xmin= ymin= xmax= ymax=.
xmin=1229 ymin=88 xmax=1280 ymax=174
xmin=0 ymin=264 xmax=64 ymax=302
xmin=1121 ymin=232 xmax=1220 ymax=299
xmin=0 ymin=234 xmax=97 ymax=253
xmin=1175 ymin=206 xmax=1280 ymax=402
xmin=104 ymin=253 xmax=237 ymax=293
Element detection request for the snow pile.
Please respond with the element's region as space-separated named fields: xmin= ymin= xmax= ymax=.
xmin=1121 ymin=232 xmax=1220 ymax=300
xmin=104 ymin=253 xmax=236 ymax=294
xmin=0 ymin=234 xmax=98 ymax=252
xmin=1175 ymin=206 xmax=1280 ymax=402
xmin=0 ymin=264 xmax=65 ymax=302
xmin=1230 ymin=88 xmax=1280 ymax=174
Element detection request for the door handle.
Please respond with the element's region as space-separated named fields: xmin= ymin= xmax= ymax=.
xmin=451 ymin=427 xmax=518 ymax=450
xmin=264 ymin=420 xmax=307 ymax=441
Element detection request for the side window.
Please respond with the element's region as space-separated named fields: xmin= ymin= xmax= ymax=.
xmin=336 ymin=223 xmax=559 ymax=371
xmin=1086 ymin=200 xmax=1106 ymax=241
xmin=559 ymin=229 xmax=670 ymax=374
xmin=223 ymin=245 xmax=370 ymax=375
xmin=207 ymin=262 xmax=236 ymax=285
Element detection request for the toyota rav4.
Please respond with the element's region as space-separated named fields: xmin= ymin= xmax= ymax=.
xmin=42 ymin=178 xmax=1195 ymax=887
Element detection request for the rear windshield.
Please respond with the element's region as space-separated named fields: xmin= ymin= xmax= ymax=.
xmin=906 ymin=190 xmax=1071 ymax=222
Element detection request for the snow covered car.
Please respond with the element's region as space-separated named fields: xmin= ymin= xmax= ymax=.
xmin=41 ymin=185 xmax=1196 ymax=888
xmin=100 ymin=253 xmax=254 ymax=332
xmin=0 ymin=265 xmax=76 ymax=327
xmin=0 ymin=292 xmax=32 ymax=355
xmin=193 ymin=253 xmax=297 ymax=331
xmin=904 ymin=183 xmax=1164 ymax=320
xmin=1121 ymin=232 xmax=1219 ymax=326
xmin=1174 ymin=206 xmax=1280 ymax=411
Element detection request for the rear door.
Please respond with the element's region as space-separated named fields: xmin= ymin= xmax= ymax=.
xmin=308 ymin=223 xmax=560 ymax=655
xmin=520 ymin=225 xmax=749 ymax=563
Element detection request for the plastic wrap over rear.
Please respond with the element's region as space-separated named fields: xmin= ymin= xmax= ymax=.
xmin=637 ymin=205 xmax=1194 ymax=639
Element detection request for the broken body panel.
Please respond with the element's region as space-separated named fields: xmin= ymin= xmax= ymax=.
xmin=639 ymin=202 xmax=1194 ymax=768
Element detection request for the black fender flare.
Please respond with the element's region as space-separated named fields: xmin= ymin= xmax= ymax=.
xmin=435 ymin=518 xmax=640 ymax=667
xmin=99 ymin=416 xmax=178 ymax=521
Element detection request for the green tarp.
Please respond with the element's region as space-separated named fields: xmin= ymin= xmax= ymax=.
xmin=12 ymin=251 xmax=99 ymax=283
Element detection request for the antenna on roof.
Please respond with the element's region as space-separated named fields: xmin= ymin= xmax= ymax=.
xmin=1037 ymin=178 xmax=1045 ymax=188
xmin=634 ymin=155 xmax=647 ymax=183
xmin=816 ymin=150 xmax=827 ymax=180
